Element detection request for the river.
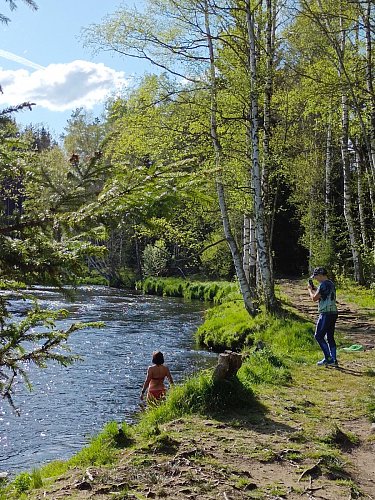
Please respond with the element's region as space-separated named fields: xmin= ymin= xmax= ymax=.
xmin=0 ymin=286 xmax=215 ymax=474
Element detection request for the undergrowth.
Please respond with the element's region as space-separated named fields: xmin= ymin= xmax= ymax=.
xmin=137 ymin=277 xmax=240 ymax=304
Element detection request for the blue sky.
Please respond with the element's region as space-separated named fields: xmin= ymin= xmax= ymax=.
xmin=0 ymin=0 xmax=150 ymax=137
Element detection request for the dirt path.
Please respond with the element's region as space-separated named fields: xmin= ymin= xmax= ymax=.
xmin=278 ymin=279 xmax=375 ymax=348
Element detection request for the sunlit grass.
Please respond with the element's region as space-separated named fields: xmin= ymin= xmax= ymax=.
xmin=137 ymin=277 xmax=240 ymax=304
xmin=136 ymin=369 xmax=260 ymax=436
xmin=336 ymin=279 xmax=375 ymax=311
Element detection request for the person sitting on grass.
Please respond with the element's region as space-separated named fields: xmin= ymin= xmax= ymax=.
xmin=308 ymin=267 xmax=339 ymax=367
xmin=140 ymin=351 xmax=174 ymax=403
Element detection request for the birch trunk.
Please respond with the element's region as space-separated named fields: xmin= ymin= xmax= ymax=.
xmin=249 ymin=216 xmax=257 ymax=289
xmin=204 ymin=1 xmax=256 ymax=316
xmin=262 ymin=0 xmax=276 ymax=283
xmin=339 ymin=20 xmax=364 ymax=284
xmin=245 ymin=0 xmax=277 ymax=312
xmin=262 ymin=0 xmax=273 ymax=213
xmin=324 ymin=122 xmax=332 ymax=239
xmin=364 ymin=0 xmax=375 ymax=184
xmin=243 ymin=214 xmax=250 ymax=282
xmin=355 ymin=147 xmax=368 ymax=248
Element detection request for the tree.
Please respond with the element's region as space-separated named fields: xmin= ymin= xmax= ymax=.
xmin=0 ymin=0 xmax=37 ymax=24
xmin=83 ymin=0 xmax=265 ymax=314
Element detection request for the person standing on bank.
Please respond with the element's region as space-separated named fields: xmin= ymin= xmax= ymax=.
xmin=140 ymin=351 xmax=174 ymax=402
xmin=308 ymin=267 xmax=339 ymax=366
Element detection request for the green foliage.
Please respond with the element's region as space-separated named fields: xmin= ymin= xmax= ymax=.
xmin=199 ymin=233 xmax=233 ymax=279
xmin=0 ymin=296 xmax=103 ymax=411
xmin=12 ymin=473 xmax=31 ymax=494
xmin=138 ymin=277 xmax=239 ymax=304
xmin=142 ymin=239 xmax=169 ymax=277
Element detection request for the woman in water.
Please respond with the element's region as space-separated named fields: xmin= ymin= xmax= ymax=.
xmin=140 ymin=351 xmax=174 ymax=402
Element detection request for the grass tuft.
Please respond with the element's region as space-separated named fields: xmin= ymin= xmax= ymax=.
xmin=320 ymin=425 xmax=360 ymax=450
xmin=137 ymin=370 xmax=262 ymax=434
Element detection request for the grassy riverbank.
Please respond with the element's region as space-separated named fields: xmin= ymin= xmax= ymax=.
xmin=2 ymin=278 xmax=375 ymax=499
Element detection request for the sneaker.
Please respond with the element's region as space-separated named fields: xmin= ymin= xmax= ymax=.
xmin=317 ymin=358 xmax=332 ymax=366
xmin=327 ymin=359 xmax=339 ymax=368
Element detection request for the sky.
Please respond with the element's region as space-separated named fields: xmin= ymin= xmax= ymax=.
xmin=0 ymin=0 xmax=150 ymax=138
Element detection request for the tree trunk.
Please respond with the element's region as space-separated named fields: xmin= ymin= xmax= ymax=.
xmin=249 ymin=216 xmax=257 ymax=289
xmin=324 ymin=122 xmax=332 ymax=239
xmin=245 ymin=0 xmax=277 ymax=312
xmin=339 ymin=20 xmax=364 ymax=284
xmin=243 ymin=214 xmax=250 ymax=281
xmin=364 ymin=0 xmax=375 ymax=184
xmin=204 ymin=1 xmax=257 ymax=316
xmin=355 ymin=146 xmax=368 ymax=248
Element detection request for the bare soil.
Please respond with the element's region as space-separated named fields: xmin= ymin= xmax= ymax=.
xmin=29 ymin=280 xmax=375 ymax=500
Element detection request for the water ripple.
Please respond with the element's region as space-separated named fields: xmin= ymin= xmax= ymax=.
xmin=0 ymin=287 xmax=216 ymax=474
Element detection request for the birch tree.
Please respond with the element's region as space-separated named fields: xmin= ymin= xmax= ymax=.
xmin=83 ymin=0 xmax=259 ymax=314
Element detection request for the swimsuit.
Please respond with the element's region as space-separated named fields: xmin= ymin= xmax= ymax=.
xmin=147 ymin=388 xmax=166 ymax=400
xmin=147 ymin=375 xmax=166 ymax=401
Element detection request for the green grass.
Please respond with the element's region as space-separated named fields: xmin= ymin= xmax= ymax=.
xmin=196 ymin=300 xmax=317 ymax=361
xmin=336 ymin=278 xmax=375 ymax=311
xmin=1 ymin=422 xmax=134 ymax=499
xmin=137 ymin=277 xmax=240 ymax=304
xmin=136 ymin=370 xmax=262 ymax=435
xmin=238 ymin=349 xmax=292 ymax=386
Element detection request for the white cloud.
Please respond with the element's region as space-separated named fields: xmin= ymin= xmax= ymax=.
xmin=0 ymin=60 xmax=128 ymax=111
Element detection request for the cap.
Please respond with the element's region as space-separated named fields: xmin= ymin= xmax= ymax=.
xmin=310 ymin=267 xmax=327 ymax=278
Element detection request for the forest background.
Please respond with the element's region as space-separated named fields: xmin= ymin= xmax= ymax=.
xmin=1 ymin=0 xmax=375 ymax=402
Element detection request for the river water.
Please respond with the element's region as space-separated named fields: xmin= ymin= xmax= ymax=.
xmin=0 ymin=286 xmax=215 ymax=474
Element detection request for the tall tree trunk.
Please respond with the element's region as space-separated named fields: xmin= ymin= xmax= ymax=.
xmin=324 ymin=122 xmax=332 ymax=239
xmin=355 ymin=146 xmax=368 ymax=248
xmin=242 ymin=214 xmax=257 ymax=289
xmin=364 ymin=161 xmax=375 ymax=221
xmin=364 ymin=0 xmax=375 ymax=185
xmin=245 ymin=0 xmax=277 ymax=312
xmin=339 ymin=19 xmax=364 ymax=284
xmin=262 ymin=0 xmax=276 ymax=282
xmin=134 ymin=232 xmax=143 ymax=280
xmin=204 ymin=1 xmax=257 ymax=316
xmin=243 ymin=214 xmax=250 ymax=281
xmin=249 ymin=216 xmax=257 ymax=288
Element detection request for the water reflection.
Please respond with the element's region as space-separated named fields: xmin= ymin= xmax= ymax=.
xmin=0 ymin=286 xmax=216 ymax=473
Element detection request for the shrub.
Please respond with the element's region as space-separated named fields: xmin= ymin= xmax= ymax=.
xmin=143 ymin=240 xmax=169 ymax=277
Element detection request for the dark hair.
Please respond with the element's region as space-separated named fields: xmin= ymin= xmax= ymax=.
xmin=152 ymin=351 xmax=164 ymax=365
